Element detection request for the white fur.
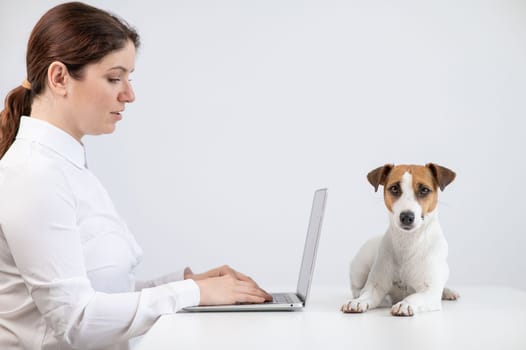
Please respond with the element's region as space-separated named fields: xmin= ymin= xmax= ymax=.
xmin=341 ymin=172 xmax=457 ymax=316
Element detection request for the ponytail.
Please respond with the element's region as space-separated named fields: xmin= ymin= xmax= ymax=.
xmin=0 ymin=85 xmax=32 ymax=159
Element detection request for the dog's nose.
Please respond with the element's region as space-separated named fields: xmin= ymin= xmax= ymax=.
xmin=400 ymin=211 xmax=415 ymax=227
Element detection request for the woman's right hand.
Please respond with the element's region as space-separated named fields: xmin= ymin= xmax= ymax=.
xmin=190 ymin=266 xmax=272 ymax=306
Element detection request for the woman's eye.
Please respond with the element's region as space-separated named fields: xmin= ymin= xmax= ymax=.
xmin=108 ymin=78 xmax=121 ymax=83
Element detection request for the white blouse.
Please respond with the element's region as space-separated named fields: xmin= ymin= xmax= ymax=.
xmin=0 ymin=117 xmax=200 ymax=349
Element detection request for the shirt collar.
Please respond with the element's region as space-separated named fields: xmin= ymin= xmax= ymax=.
xmin=16 ymin=116 xmax=87 ymax=169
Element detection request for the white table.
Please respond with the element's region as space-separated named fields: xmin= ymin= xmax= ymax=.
xmin=136 ymin=286 xmax=526 ymax=350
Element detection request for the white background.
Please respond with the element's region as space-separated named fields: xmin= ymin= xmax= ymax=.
xmin=1 ymin=0 xmax=525 ymax=293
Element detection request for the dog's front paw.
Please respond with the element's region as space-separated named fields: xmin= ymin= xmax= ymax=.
xmin=442 ymin=287 xmax=460 ymax=301
xmin=391 ymin=301 xmax=414 ymax=317
xmin=341 ymin=299 xmax=369 ymax=313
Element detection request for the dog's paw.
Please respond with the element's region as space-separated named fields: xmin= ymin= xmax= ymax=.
xmin=341 ymin=299 xmax=369 ymax=313
xmin=442 ymin=287 xmax=460 ymax=301
xmin=391 ymin=301 xmax=414 ymax=317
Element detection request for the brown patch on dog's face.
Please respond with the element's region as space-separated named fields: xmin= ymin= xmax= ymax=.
xmin=410 ymin=165 xmax=439 ymax=216
xmin=382 ymin=165 xmax=411 ymax=213
xmin=382 ymin=165 xmax=438 ymax=216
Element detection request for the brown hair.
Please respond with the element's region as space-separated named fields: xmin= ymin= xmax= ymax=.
xmin=0 ymin=1 xmax=140 ymax=158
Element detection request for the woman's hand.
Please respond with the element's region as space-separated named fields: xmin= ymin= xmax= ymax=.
xmin=185 ymin=265 xmax=273 ymax=306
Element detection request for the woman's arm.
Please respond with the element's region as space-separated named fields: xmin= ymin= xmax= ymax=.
xmin=0 ymin=165 xmax=199 ymax=348
xmin=134 ymin=269 xmax=187 ymax=291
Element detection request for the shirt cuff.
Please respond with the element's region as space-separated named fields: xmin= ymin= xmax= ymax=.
xmin=125 ymin=279 xmax=201 ymax=338
xmin=141 ymin=279 xmax=200 ymax=315
xmin=167 ymin=279 xmax=200 ymax=309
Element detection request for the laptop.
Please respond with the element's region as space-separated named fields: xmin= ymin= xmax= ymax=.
xmin=182 ymin=188 xmax=327 ymax=312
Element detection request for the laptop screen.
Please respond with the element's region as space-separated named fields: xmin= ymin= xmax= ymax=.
xmin=296 ymin=188 xmax=327 ymax=304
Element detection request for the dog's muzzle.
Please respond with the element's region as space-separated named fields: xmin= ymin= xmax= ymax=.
xmin=399 ymin=211 xmax=415 ymax=230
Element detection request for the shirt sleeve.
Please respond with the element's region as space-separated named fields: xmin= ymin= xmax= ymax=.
xmin=135 ymin=268 xmax=191 ymax=291
xmin=0 ymin=163 xmax=200 ymax=349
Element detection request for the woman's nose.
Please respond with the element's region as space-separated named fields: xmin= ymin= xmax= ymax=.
xmin=119 ymin=81 xmax=135 ymax=103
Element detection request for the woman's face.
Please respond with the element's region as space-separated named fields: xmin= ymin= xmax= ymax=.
xmin=66 ymin=40 xmax=136 ymax=140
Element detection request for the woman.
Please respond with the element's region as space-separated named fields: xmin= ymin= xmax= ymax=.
xmin=0 ymin=2 xmax=271 ymax=349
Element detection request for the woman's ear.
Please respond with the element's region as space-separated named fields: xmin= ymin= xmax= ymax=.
xmin=46 ymin=61 xmax=70 ymax=97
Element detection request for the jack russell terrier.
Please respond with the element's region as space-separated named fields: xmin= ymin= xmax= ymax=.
xmin=341 ymin=163 xmax=459 ymax=316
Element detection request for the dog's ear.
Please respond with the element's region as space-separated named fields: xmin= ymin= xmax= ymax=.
xmin=426 ymin=163 xmax=456 ymax=191
xmin=367 ymin=164 xmax=394 ymax=192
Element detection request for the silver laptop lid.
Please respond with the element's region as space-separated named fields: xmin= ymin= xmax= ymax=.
xmin=296 ymin=188 xmax=327 ymax=304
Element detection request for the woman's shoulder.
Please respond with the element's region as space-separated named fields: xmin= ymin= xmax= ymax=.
xmin=0 ymin=141 xmax=70 ymax=191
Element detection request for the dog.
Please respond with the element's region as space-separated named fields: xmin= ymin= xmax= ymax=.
xmin=341 ymin=163 xmax=459 ymax=316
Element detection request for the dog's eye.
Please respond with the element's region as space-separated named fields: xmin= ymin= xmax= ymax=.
xmin=418 ymin=186 xmax=431 ymax=197
xmin=389 ymin=184 xmax=401 ymax=196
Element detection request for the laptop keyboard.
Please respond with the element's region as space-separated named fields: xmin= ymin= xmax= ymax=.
xmin=268 ymin=293 xmax=298 ymax=304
